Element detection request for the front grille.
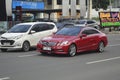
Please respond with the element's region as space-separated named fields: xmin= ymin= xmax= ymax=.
xmin=1 ymin=40 xmax=15 ymax=45
xmin=42 ymin=41 xmax=57 ymax=47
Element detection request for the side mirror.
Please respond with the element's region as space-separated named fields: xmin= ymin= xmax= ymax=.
xmin=30 ymin=30 xmax=36 ymax=34
xmin=80 ymin=34 xmax=87 ymax=38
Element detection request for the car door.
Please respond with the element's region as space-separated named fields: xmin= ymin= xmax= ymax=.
xmin=77 ymin=29 xmax=91 ymax=51
xmin=78 ymin=29 xmax=98 ymax=51
xmin=27 ymin=24 xmax=40 ymax=46
xmin=29 ymin=23 xmax=56 ymax=46
xmin=86 ymin=29 xmax=100 ymax=50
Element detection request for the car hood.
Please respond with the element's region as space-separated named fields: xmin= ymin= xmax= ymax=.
xmin=1 ymin=32 xmax=25 ymax=39
xmin=42 ymin=35 xmax=76 ymax=42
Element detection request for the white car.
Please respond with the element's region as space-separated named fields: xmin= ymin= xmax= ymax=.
xmin=0 ymin=22 xmax=57 ymax=52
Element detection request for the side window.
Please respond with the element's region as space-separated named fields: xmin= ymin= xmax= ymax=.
xmin=90 ymin=29 xmax=99 ymax=34
xmin=82 ymin=30 xmax=90 ymax=35
xmin=48 ymin=24 xmax=54 ymax=30
xmin=39 ymin=24 xmax=48 ymax=31
xmin=31 ymin=24 xmax=40 ymax=32
xmin=31 ymin=24 xmax=55 ymax=32
xmin=82 ymin=29 xmax=99 ymax=35
xmin=87 ymin=21 xmax=95 ymax=24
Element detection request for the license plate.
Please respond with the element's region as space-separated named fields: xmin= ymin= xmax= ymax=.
xmin=3 ymin=42 xmax=10 ymax=46
xmin=43 ymin=46 xmax=51 ymax=50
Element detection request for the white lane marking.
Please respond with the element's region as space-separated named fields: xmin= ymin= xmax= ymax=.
xmin=0 ymin=77 xmax=10 ymax=80
xmin=86 ymin=56 xmax=120 ymax=64
xmin=18 ymin=54 xmax=37 ymax=57
xmin=108 ymin=44 xmax=120 ymax=47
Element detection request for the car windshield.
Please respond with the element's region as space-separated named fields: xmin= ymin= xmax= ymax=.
xmin=8 ymin=24 xmax=31 ymax=33
xmin=56 ymin=26 xmax=82 ymax=36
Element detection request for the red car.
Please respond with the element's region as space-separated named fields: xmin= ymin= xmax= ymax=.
xmin=37 ymin=25 xmax=108 ymax=57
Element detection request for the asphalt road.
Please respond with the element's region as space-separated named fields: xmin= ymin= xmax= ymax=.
xmin=0 ymin=34 xmax=120 ymax=80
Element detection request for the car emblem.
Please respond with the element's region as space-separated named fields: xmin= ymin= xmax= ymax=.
xmin=45 ymin=42 xmax=49 ymax=46
xmin=43 ymin=42 xmax=49 ymax=46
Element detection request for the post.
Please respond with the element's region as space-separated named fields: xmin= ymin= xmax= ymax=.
xmin=62 ymin=0 xmax=69 ymax=18
xmin=71 ymin=0 xmax=76 ymax=19
xmin=87 ymin=0 xmax=92 ymax=19
xmin=80 ymin=0 xmax=86 ymax=19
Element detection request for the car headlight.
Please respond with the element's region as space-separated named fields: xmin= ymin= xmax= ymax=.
xmin=57 ymin=41 xmax=69 ymax=46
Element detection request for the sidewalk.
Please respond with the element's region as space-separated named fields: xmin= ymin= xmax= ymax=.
xmin=100 ymin=28 xmax=120 ymax=34
xmin=102 ymin=30 xmax=120 ymax=34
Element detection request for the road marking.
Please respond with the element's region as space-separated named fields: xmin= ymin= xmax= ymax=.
xmin=108 ymin=44 xmax=120 ymax=47
xmin=18 ymin=54 xmax=37 ymax=57
xmin=0 ymin=77 xmax=10 ymax=80
xmin=17 ymin=44 xmax=120 ymax=58
xmin=86 ymin=56 xmax=120 ymax=64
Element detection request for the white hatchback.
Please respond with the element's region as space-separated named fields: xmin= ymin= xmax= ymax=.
xmin=0 ymin=22 xmax=57 ymax=52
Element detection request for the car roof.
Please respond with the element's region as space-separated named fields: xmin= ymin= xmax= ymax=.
xmin=16 ymin=22 xmax=55 ymax=26
xmin=75 ymin=25 xmax=99 ymax=30
xmin=79 ymin=19 xmax=96 ymax=21
xmin=63 ymin=24 xmax=85 ymax=29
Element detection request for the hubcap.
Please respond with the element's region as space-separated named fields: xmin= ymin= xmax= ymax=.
xmin=23 ymin=42 xmax=30 ymax=51
xmin=99 ymin=42 xmax=104 ymax=52
xmin=69 ymin=45 xmax=76 ymax=56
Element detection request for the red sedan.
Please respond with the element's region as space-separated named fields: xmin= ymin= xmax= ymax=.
xmin=37 ymin=25 xmax=108 ymax=57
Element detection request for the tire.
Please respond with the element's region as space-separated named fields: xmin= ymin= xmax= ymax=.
xmin=68 ymin=44 xmax=76 ymax=57
xmin=98 ymin=41 xmax=105 ymax=53
xmin=0 ymin=49 xmax=7 ymax=52
xmin=22 ymin=41 xmax=30 ymax=52
xmin=40 ymin=52 xmax=47 ymax=56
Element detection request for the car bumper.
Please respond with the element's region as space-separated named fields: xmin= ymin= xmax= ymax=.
xmin=0 ymin=40 xmax=23 ymax=49
xmin=37 ymin=44 xmax=69 ymax=55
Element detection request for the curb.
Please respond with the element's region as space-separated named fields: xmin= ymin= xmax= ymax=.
xmin=101 ymin=31 xmax=120 ymax=34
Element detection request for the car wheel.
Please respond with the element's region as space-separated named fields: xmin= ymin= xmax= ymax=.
xmin=0 ymin=49 xmax=7 ymax=52
xmin=98 ymin=41 xmax=105 ymax=53
xmin=68 ymin=44 xmax=76 ymax=57
xmin=22 ymin=41 xmax=30 ymax=52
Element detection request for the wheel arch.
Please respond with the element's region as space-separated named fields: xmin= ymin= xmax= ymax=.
xmin=70 ymin=43 xmax=77 ymax=50
xmin=22 ymin=40 xmax=31 ymax=48
xmin=23 ymin=40 xmax=30 ymax=45
xmin=99 ymin=40 xmax=106 ymax=47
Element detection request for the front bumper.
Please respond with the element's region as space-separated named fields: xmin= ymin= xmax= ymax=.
xmin=37 ymin=44 xmax=69 ymax=54
xmin=0 ymin=39 xmax=23 ymax=49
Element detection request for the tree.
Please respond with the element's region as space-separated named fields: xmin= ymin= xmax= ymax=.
xmin=92 ymin=0 xmax=110 ymax=10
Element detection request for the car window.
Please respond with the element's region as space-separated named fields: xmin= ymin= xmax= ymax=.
xmin=56 ymin=26 xmax=82 ymax=36
xmin=8 ymin=24 xmax=31 ymax=33
xmin=31 ymin=24 xmax=41 ymax=32
xmin=31 ymin=24 xmax=54 ymax=32
xmin=77 ymin=20 xmax=86 ymax=24
xmin=82 ymin=29 xmax=99 ymax=35
xmin=47 ymin=24 xmax=55 ymax=30
xmin=87 ymin=21 xmax=95 ymax=24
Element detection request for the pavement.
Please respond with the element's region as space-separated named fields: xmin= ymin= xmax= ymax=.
xmin=0 ymin=34 xmax=120 ymax=80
